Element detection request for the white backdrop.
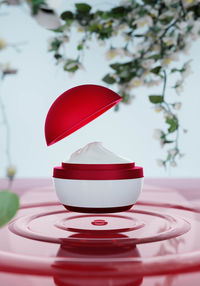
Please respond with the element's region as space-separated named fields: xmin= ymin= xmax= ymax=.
xmin=0 ymin=2 xmax=200 ymax=178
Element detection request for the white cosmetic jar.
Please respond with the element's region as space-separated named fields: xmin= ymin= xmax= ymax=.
xmin=53 ymin=162 xmax=143 ymax=213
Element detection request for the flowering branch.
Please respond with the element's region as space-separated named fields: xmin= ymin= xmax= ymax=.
xmin=46 ymin=0 xmax=200 ymax=168
xmin=0 ymin=36 xmax=19 ymax=227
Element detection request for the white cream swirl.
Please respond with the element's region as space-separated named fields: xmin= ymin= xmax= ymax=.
xmin=65 ymin=142 xmax=131 ymax=164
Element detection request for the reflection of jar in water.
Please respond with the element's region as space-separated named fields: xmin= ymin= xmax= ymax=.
xmin=52 ymin=232 xmax=143 ymax=286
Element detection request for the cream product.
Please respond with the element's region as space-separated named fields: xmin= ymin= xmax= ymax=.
xmin=65 ymin=142 xmax=131 ymax=164
xmin=45 ymin=84 xmax=143 ymax=213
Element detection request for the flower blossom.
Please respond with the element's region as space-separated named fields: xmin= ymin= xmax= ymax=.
xmin=134 ymin=15 xmax=153 ymax=28
xmin=157 ymin=159 xmax=164 ymax=167
xmin=175 ymin=79 xmax=184 ymax=95
xmin=174 ymin=102 xmax=182 ymax=110
xmin=129 ymin=77 xmax=143 ymax=88
xmin=153 ymin=129 xmax=163 ymax=140
xmin=0 ymin=38 xmax=7 ymax=50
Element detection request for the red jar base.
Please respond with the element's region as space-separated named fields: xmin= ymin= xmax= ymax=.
xmin=63 ymin=204 xmax=134 ymax=213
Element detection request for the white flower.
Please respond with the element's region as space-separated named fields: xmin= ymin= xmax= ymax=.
xmin=169 ymin=149 xmax=178 ymax=156
xmin=120 ymin=0 xmax=131 ymax=6
xmin=159 ymin=10 xmax=174 ymax=22
xmin=182 ymin=60 xmax=193 ymax=79
xmin=191 ymin=21 xmax=200 ymax=40
xmin=174 ymin=102 xmax=182 ymax=110
xmin=182 ymin=41 xmax=191 ymax=55
xmin=179 ymin=153 xmax=185 ymax=158
xmin=154 ymin=105 xmax=163 ymax=112
xmin=176 ymin=86 xmax=184 ymax=95
xmin=186 ymin=11 xmax=194 ymax=22
xmin=0 ymin=62 xmax=11 ymax=72
xmin=105 ymin=49 xmax=118 ymax=60
xmin=152 ymin=44 xmax=160 ymax=52
xmin=183 ymin=0 xmax=197 ymax=8
xmin=0 ymin=38 xmax=7 ymax=50
xmin=164 ymin=0 xmax=179 ymax=5
xmin=7 ymin=165 xmax=16 ymax=179
xmin=98 ymin=39 xmax=105 ymax=46
xmin=127 ymin=11 xmax=135 ymax=21
xmin=150 ymin=9 xmax=158 ymax=17
xmin=33 ymin=9 xmax=60 ymax=29
xmin=163 ymin=53 xmax=179 ymax=66
xmin=117 ymin=48 xmax=132 ymax=58
xmin=164 ymin=112 xmax=173 ymax=119
xmin=134 ymin=41 xmax=149 ymax=55
xmin=175 ymin=80 xmax=184 ymax=95
xmin=157 ymin=159 xmax=164 ymax=167
xmin=145 ymin=79 xmax=162 ymax=87
xmin=141 ymin=59 xmax=154 ymax=69
xmin=134 ymin=15 xmax=153 ymax=28
xmin=62 ymin=35 xmax=69 ymax=43
xmin=170 ymin=161 xmax=177 ymax=167
xmin=163 ymin=36 xmax=177 ymax=46
xmin=113 ymin=29 xmax=118 ymax=36
xmin=122 ymin=32 xmax=132 ymax=42
xmin=153 ymin=129 xmax=163 ymax=140
xmin=129 ymin=77 xmax=143 ymax=87
xmin=77 ymin=27 xmax=84 ymax=32
xmin=177 ymin=21 xmax=188 ymax=34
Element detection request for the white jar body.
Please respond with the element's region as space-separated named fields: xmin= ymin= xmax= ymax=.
xmin=53 ymin=177 xmax=143 ymax=209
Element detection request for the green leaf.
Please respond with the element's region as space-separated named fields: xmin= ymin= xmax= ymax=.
xmin=110 ymin=63 xmax=121 ymax=71
xmin=164 ymin=140 xmax=174 ymax=144
xmin=0 ymin=191 xmax=19 ymax=227
xmin=64 ymin=59 xmax=79 ymax=72
xmin=159 ymin=16 xmax=173 ymax=25
xmin=110 ymin=6 xmax=128 ymax=18
xmin=54 ymin=53 xmax=62 ymax=60
xmin=150 ymin=66 xmax=162 ymax=75
xmin=49 ymin=39 xmax=62 ymax=51
xmin=114 ymin=104 xmax=120 ymax=111
xmin=102 ymin=74 xmax=116 ymax=84
xmin=149 ymin=54 xmax=161 ymax=60
xmin=75 ymin=3 xmax=91 ymax=13
xmin=77 ymin=44 xmax=83 ymax=50
xmin=122 ymin=92 xmax=130 ymax=103
xmin=166 ymin=117 xmax=178 ymax=133
xmin=149 ymin=95 xmax=164 ymax=104
xmin=99 ymin=26 xmax=113 ymax=39
xmin=30 ymin=0 xmax=45 ymax=15
xmin=87 ymin=23 xmax=101 ymax=33
xmin=61 ymin=11 xmax=74 ymax=20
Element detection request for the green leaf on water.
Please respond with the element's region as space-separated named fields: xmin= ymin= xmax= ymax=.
xmin=0 ymin=190 xmax=19 ymax=227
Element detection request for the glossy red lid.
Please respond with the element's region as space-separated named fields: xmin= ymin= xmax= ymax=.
xmin=53 ymin=162 xmax=143 ymax=180
xmin=45 ymin=85 xmax=122 ymax=146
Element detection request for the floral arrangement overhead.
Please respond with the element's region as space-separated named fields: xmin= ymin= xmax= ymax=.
xmin=47 ymin=0 xmax=200 ymax=168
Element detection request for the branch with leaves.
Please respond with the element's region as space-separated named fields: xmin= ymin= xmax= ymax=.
xmin=0 ymin=37 xmax=19 ymax=227
xmin=47 ymin=0 xmax=200 ymax=168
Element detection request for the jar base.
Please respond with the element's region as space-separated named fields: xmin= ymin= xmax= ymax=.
xmin=63 ymin=204 xmax=134 ymax=213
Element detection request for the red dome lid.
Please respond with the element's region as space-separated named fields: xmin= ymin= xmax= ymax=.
xmin=45 ymin=85 xmax=122 ymax=146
